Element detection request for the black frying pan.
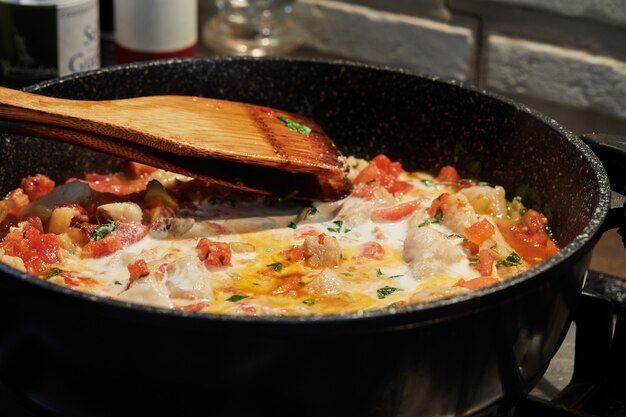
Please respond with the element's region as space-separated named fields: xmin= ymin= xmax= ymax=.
xmin=0 ymin=58 xmax=624 ymax=417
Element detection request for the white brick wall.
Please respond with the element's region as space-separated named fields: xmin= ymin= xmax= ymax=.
xmin=295 ymin=0 xmax=476 ymax=82
xmin=287 ymin=0 xmax=626 ymax=135
xmin=486 ymin=35 xmax=626 ymax=119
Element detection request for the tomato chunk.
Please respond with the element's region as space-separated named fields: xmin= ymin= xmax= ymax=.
xmin=455 ymin=276 xmax=499 ymax=290
xmin=1 ymin=225 xmax=60 ymax=274
xmin=352 ymin=154 xmax=413 ymax=196
xmin=496 ymin=209 xmax=559 ymax=266
xmin=21 ymin=174 xmax=55 ymax=200
xmin=128 ymin=258 xmax=149 ymax=282
xmin=196 ymin=238 xmax=232 ymax=267
xmin=82 ymin=222 xmax=149 ymax=258
xmin=371 ymin=200 xmax=420 ymax=222
xmin=281 ymin=246 xmax=306 ymax=262
xmin=361 ymin=241 xmax=385 ymax=259
xmin=476 ymin=249 xmax=495 ymax=276
xmin=464 ymin=219 xmax=496 ymax=245
xmin=436 ymin=165 xmax=460 ymax=184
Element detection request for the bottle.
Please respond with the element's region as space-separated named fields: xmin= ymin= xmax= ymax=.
xmin=0 ymin=0 xmax=101 ymax=88
xmin=114 ymin=0 xmax=198 ymax=64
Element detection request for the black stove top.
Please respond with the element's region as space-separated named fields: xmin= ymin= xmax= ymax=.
xmin=1 ymin=271 xmax=625 ymax=417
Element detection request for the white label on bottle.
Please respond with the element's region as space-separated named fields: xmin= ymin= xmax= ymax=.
xmin=114 ymin=0 xmax=198 ymax=52
xmin=57 ymin=0 xmax=100 ymax=76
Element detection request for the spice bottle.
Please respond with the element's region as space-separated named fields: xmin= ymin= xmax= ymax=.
xmin=0 ymin=0 xmax=101 ymax=88
xmin=114 ymin=0 xmax=198 ymax=64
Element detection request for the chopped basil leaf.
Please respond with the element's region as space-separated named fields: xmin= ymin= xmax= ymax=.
xmin=307 ymin=205 xmax=318 ymax=216
xmin=433 ymin=207 xmax=443 ymax=222
xmin=226 ymin=294 xmax=248 ymax=302
xmin=277 ymin=116 xmax=312 ymax=137
xmin=420 ymin=179 xmax=433 ymax=187
xmin=267 ymin=262 xmax=283 ymax=272
xmin=327 ymin=219 xmax=350 ymax=234
xmin=90 ymin=220 xmax=120 ymax=242
xmin=45 ymin=267 xmax=62 ymax=278
xmin=377 ymin=286 xmax=401 ymax=299
xmin=302 ymin=298 xmax=315 ymax=305
xmin=376 ymin=268 xmax=383 ymax=277
xmin=288 ymin=222 xmax=297 ymax=229
xmin=497 ymin=252 xmax=522 ymax=267
xmin=114 ymin=280 xmax=122 ymax=285
xmin=519 ymin=207 xmax=528 ymax=215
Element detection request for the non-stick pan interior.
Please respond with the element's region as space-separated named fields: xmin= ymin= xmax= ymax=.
xmin=0 ymin=57 xmax=602 ymax=246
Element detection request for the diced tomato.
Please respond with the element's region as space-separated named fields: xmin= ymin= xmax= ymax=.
xmin=281 ymin=246 xmax=306 ymax=262
xmin=361 ymin=241 xmax=385 ymax=259
xmin=371 ymin=200 xmax=421 ymax=222
xmin=476 ymin=249 xmax=495 ymax=276
xmin=61 ymin=271 xmax=98 ymax=288
xmin=427 ymin=193 xmax=449 ymax=217
xmin=353 ymin=163 xmax=380 ymax=185
xmin=4 ymin=188 xmax=29 ymax=216
xmin=20 ymin=174 xmax=55 ymax=200
xmin=82 ymin=172 xmax=147 ymax=195
xmin=436 ymin=165 xmax=460 ymax=184
xmin=128 ymin=258 xmax=149 ymax=283
xmin=352 ymin=154 xmax=413 ymax=196
xmin=294 ymin=226 xmax=321 ymax=239
xmin=196 ymin=238 xmax=232 ymax=267
xmin=175 ymin=301 xmax=211 ymax=312
xmin=455 ymin=276 xmax=499 ymax=290
xmin=464 ymin=219 xmax=496 ymax=245
xmin=496 ymin=209 xmax=559 ymax=266
xmin=82 ymin=222 xmax=149 ymax=258
xmin=1 ymin=225 xmax=60 ymax=274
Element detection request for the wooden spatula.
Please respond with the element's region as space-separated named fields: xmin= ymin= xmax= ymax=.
xmin=0 ymin=86 xmax=353 ymax=201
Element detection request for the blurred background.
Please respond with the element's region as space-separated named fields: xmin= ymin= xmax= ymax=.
xmin=2 ymin=0 xmax=625 ymax=277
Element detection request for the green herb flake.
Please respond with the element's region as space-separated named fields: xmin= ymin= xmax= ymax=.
xmin=389 ymin=274 xmax=404 ymax=279
xmin=89 ymin=220 xmax=120 ymax=242
xmin=288 ymin=222 xmax=297 ymax=229
xmin=420 ymin=179 xmax=434 ymax=187
xmin=376 ymin=268 xmax=384 ymax=277
xmin=307 ymin=205 xmax=318 ymax=216
xmin=519 ymin=207 xmax=528 ymax=215
xmin=376 ymin=286 xmax=401 ymax=299
xmin=497 ymin=252 xmax=522 ymax=267
xmin=226 ymin=294 xmax=249 ymax=302
xmin=477 ymin=181 xmax=490 ymax=186
xmin=302 ymin=298 xmax=315 ymax=305
xmin=277 ymin=116 xmax=312 ymax=137
xmin=327 ymin=219 xmax=350 ymax=234
xmin=433 ymin=207 xmax=443 ymax=223
xmin=114 ymin=280 xmax=122 ymax=285
xmin=45 ymin=267 xmax=63 ymax=278
xmin=267 ymin=262 xmax=283 ymax=272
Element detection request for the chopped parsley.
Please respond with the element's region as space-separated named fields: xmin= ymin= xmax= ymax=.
xmin=226 ymin=294 xmax=249 ymax=302
xmin=376 ymin=286 xmax=402 ymax=299
xmin=418 ymin=207 xmax=443 ymax=227
xmin=267 ymin=262 xmax=283 ymax=272
xmin=497 ymin=252 xmax=522 ymax=267
xmin=327 ymin=220 xmax=351 ymax=233
xmin=288 ymin=221 xmax=297 ymax=229
xmin=302 ymin=298 xmax=315 ymax=305
xmin=376 ymin=268 xmax=383 ymax=277
xmin=89 ymin=220 xmax=120 ymax=241
xmin=45 ymin=267 xmax=62 ymax=278
xmin=519 ymin=207 xmax=528 ymax=215
xmin=277 ymin=116 xmax=312 ymax=137
xmin=307 ymin=205 xmax=318 ymax=216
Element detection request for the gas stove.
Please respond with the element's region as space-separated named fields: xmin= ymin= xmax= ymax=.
xmin=1 ymin=270 xmax=625 ymax=417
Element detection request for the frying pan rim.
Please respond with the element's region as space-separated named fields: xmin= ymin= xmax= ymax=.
xmin=2 ymin=56 xmax=611 ymax=327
